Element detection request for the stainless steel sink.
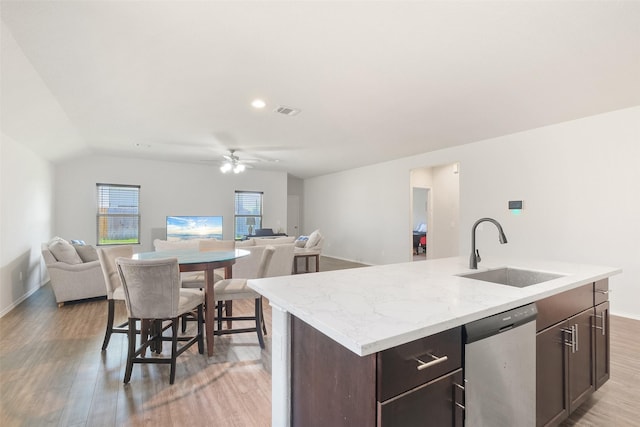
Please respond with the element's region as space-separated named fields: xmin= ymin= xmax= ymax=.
xmin=459 ymin=267 xmax=565 ymax=288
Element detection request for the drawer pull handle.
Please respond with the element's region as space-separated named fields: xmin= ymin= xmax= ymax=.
xmin=415 ymin=353 xmax=448 ymax=371
xmin=595 ymin=289 xmax=609 ymax=295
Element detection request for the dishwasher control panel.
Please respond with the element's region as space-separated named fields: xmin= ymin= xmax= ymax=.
xmin=463 ymin=303 xmax=537 ymax=344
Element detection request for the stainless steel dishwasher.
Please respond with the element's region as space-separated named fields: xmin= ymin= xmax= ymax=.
xmin=464 ymin=303 xmax=537 ymax=427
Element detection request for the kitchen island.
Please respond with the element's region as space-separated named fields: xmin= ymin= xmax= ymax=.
xmin=248 ymin=256 xmax=621 ymax=426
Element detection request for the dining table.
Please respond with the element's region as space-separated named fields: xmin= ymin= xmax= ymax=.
xmin=133 ymin=248 xmax=249 ymax=356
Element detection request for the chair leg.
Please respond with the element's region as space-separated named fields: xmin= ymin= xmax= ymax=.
xmin=197 ymin=304 xmax=204 ymax=354
xmin=260 ymin=296 xmax=267 ymax=335
xmin=255 ymin=298 xmax=265 ymax=349
xmin=101 ymin=299 xmax=115 ymax=351
xmin=124 ymin=318 xmax=136 ymax=384
xmin=170 ymin=319 xmax=178 ymax=385
xmin=225 ymin=300 xmax=233 ymax=329
xmin=217 ymin=303 xmax=223 ymax=331
xmin=154 ymin=319 xmax=163 ymax=354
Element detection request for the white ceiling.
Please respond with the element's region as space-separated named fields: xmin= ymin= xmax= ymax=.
xmin=2 ymin=1 xmax=639 ymax=179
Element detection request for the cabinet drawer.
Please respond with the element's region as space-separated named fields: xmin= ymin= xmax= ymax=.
xmin=536 ymin=283 xmax=593 ymax=332
xmin=594 ymin=279 xmax=609 ymax=305
xmin=377 ymin=369 xmax=463 ymax=427
xmin=377 ymin=327 xmax=462 ymax=401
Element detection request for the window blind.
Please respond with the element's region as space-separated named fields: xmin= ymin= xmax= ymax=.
xmin=96 ymin=183 xmax=140 ymax=245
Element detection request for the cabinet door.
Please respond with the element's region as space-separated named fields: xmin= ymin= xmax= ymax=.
xmin=536 ymin=322 xmax=569 ymax=427
xmin=378 ymin=369 xmax=463 ymax=427
xmin=291 ymin=317 xmax=377 ymax=427
xmin=567 ymin=309 xmax=595 ymax=413
xmin=593 ymin=301 xmax=610 ymax=389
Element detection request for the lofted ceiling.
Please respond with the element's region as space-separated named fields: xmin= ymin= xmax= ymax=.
xmin=2 ymin=1 xmax=639 ymax=179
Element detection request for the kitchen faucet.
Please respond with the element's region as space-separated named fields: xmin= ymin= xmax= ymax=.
xmin=470 ymin=218 xmax=508 ymax=269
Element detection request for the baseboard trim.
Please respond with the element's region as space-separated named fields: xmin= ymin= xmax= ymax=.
xmin=321 ymin=254 xmax=373 ymax=266
xmin=0 ymin=282 xmax=45 ymax=318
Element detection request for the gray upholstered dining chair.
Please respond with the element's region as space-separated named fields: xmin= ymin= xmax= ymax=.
xmin=213 ymin=246 xmax=275 ymax=348
xmin=97 ymin=245 xmax=134 ymax=351
xmin=116 ymin=257 xmax=204 ymax=384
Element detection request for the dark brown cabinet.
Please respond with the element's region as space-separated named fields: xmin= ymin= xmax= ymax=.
xmin=567 ymin=309 xmax=595 ymax=412
xmin=536 ymin=280 xmax=610 ymax=427
xmin=593 ymin=300 xmax=610 ymax=389
xmin=290 ymin=279 xmax=611 ymax=427
xmin=378 ymin=369 xmax=463 ymax=427
xmin=290 ymin=316 xmax=463 ymax=427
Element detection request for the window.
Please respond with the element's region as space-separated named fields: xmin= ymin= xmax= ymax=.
xmin=235 ymin=191 xmax=263 ymax=238
xmin=97 ymin=183 xmax=140 ymax=245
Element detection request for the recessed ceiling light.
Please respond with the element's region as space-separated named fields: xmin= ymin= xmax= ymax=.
xmin=251 ymin=99 xmax=266 ymax=109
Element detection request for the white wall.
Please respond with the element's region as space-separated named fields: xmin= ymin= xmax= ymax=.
xmin=54 ymin=154 xmax=289 ymax=252
xmin=0 ymin=133 xmax=54 ymax=316
xmin=305 ymin=107 xmax=640 ymax=318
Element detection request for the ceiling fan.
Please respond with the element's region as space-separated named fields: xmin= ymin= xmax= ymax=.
xmin=219 ymin=149 xmax=256 ymax=174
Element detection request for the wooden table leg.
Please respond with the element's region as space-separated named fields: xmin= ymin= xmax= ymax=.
xmin=205 ymin=268 xmax=215 ymax=357
xmin=224 ymin=265 xmax=233 ymax=329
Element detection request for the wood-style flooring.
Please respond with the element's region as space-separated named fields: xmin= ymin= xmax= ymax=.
xmin=1 ymin=256 xmax=638 ymax=426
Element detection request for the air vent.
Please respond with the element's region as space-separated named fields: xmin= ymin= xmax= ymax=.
xmin=274 ymin=106 xmax=301 ymax=116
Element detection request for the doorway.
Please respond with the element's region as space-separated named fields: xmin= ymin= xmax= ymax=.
xmin=410 ymin=163 xmax=460 ymax=260
xmin=412 ymin=187 xmax=429 ymax=260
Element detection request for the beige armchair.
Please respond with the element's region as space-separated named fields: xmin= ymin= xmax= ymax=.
xmin=41 ymin=240 xmax=107 ymax=307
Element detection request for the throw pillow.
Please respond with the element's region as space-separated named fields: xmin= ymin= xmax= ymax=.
xmin=48 ymin=236 xmax=67 ymax=246
xmin=295 ymin=236 xmax=308 ymax=248
xmin=49 ymin=239 xmax=83 ymax=264
xmin=73 ymin=244 xmax=99 ymax=262
xmin=305 ymin=229 xmax=322 ymax=248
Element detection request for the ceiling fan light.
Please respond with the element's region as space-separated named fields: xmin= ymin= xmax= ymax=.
xmin=220 ymin=163 xmax=232 ymax=173
xmin=233 ymin=164 xmax=246 ymax=173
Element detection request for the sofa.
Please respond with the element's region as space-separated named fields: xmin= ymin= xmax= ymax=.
xmin=41 ymin=237 xmax=107 ymax=307
xmin=244 ymin=230 xmax=323 ymax=273
xmin=234 ymin=241 xmax=295 ymax=278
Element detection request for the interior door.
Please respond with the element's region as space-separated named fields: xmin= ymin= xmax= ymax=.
xmin=287 ymin=195 xmax=300 ymax=237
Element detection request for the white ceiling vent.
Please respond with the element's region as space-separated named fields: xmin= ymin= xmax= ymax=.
xmin=274 ymin=106 xmax=301 ymax=116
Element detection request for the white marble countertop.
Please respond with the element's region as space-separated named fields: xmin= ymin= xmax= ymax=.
xmin=248 ymin=256 xmax=621 ymax=356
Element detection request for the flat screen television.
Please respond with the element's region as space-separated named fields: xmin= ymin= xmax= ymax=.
xmin=166 ymin=216 xmax=223 ymax=241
